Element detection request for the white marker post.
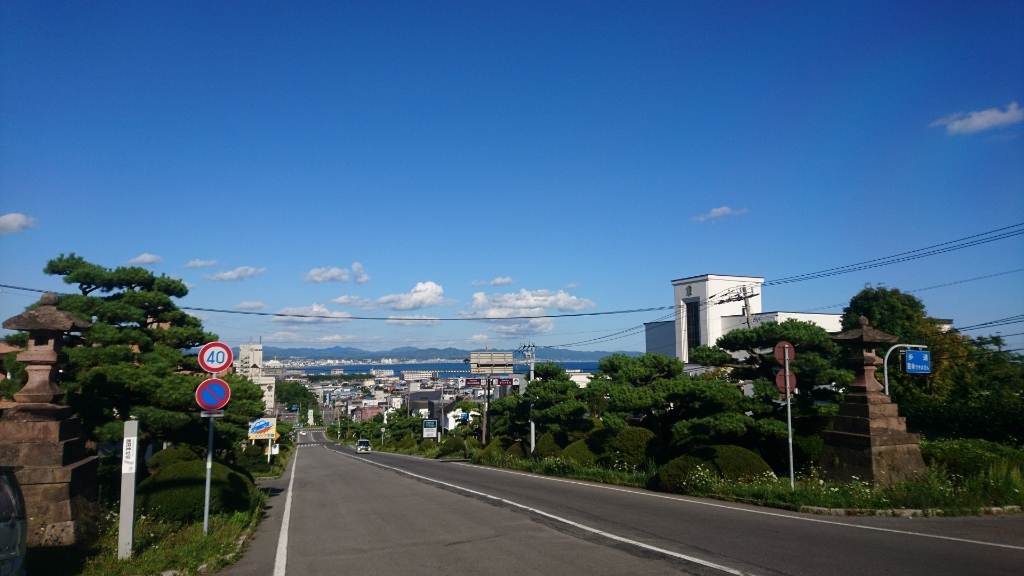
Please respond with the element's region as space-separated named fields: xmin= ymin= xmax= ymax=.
xmin=118 ymin=419 xmax=139 ymax=560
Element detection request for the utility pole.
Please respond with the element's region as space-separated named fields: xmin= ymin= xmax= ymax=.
xmin=741 ymin=286 xmax=754 ymax=330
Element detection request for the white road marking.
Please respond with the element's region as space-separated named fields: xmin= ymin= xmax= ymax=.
xmin=272 ymin=445 xmax=300 ymax=576
xmin=452 ymin=461 xmax=1024 ymax=551
xmin=330 ymin=449 xmax=748 ymax=575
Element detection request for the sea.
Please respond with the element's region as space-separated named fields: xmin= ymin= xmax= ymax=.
xmin=303 ymin=361 xmax=599 ymax=378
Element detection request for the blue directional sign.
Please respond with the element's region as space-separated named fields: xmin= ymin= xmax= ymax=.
xmin=905 ymin=350 xmax=931 ymax=374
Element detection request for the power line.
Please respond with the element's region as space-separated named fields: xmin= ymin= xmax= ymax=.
xmin=763 ymin=222 xmax=1024 ymax=286
xmin=3 ymin=222 xmax=1022 ymax=327
xmin=797 ymin=268 xmax=1024 ymax=313
xmin=956 ymin=315 xmax=1024 ymax=331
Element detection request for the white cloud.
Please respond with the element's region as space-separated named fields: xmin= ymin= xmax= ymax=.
xmin=184 ymin=282 xmax=196 ymax=289
xmin=304 ymin=267 xmax=350 ymax=283
xmin=352 ymin=262 xmax=370 ymax=284
xmin=693 ymin=206 xmax=747 ymax=223
xmin=184 ymin=259 xmax=218 ymax=268
xmin=329 ymin=295 xmax=374 ymax=308
xmin=127 ymin=253 xmax=162 ymax=265
xmin=930 ymin=102 xmax=1024 ymax=134
xmin=491 ymin=318 xmax=556 ymax=335
xmin=317 ymin=334 xmax=361 ymax=343
xmin=262 ymin=331 xmax=368 ymax=344
xmin=564 ymin=283 xmax=580 ymax=290
xmin=468 ymin=334 xmax=490 ymax=343
xmin=375 ymin=281 xmax=453 ymax=311
xmin=186 ymin=311 xmax=210 ymax=321
xmin=473 ymin=276 xmax=515 ymax=287
xmin=234 ymin=301 xmax=268 ymax=310
xmin=206 ymin=266 xmax=266 ymax=281
xmin=0 ymin=213 xmax=36 ymax=235
xmin=461 ymin=288 xmax=595 ymax=336
xmin=386 ymin=315 xmax=441 ymax=326
xmin=469 ymin=289 xmax=596 ymax=313
xmin=271 ymin=303 xmax=353 ymax=323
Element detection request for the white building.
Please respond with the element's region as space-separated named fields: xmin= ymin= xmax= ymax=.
xmin=235 ymin=343 xmax=276 ymax=413
xmin=646 ymin=274 xmax=841 ymax=363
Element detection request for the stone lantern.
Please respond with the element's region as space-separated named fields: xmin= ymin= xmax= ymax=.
xmin=819 ymin=317 xmax=926 ymax=485
xmin=0 ymin=292 xmax=98 ymax=546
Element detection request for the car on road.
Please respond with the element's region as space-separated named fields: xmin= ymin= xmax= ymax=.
xmin=0 ymin=466 xmax=27 ymax=576
xmin=356 ymin=439 xmax=371 ymax=453
xmin=300 ymin=431 xmax=307 ymax=436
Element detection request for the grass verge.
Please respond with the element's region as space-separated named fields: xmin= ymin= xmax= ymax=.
xmin=472 ymin=454 xmax=1024 ymax=516
xmin=24 ymin=490 xmax=267 ymax=576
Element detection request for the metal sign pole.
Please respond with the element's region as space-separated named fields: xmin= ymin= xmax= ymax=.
xmin=203 ymin=414 xmax=214 ymax=535
xmin=117 ymin=419 xmax=139 ymax=559
xmin=785 ymin=345 xmax=794 ymax=490
xmin=883 ymin=344 xmax=929 ymax=396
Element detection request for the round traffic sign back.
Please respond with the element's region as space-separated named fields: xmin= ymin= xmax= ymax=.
xmin=198 ymin=341 xmax=233 ymax=373
xmin=196 ymin=378 xmax=232 ymax=410
xmin=775 ymin=371 xmax=796 ymax=396
xmin=774 ymin=341 xmax=796 ymax=364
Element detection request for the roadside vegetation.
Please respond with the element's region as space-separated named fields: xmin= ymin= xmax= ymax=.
xmin=338 ymin=286 xmax=1023 ymax=516
xmin=3 ymin=255 xmax=286 ymax=574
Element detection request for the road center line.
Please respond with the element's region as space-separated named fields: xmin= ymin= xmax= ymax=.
xmin=330 ymin=448 xmax=748 ymax=576
xmin=449 ymin=461 xmax=1024 ymax=551
xmin=273 ymin=445 xmax=299 ymax=576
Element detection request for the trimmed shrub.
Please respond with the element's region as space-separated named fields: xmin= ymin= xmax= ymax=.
xmin=438 ymin=437 xmax=466 ymax=458
xmin=701 ymin=445 xmax=772 ymax=480
xmin=658 ymin=455 xmax=708 ymax=493
xmin=146 ymin=446 xmax=199 ymax=475
xmin=139 ymin=460 xmax=254 ymax=522
xmin=234 ymin=443 xmax=272 ymax=475
xmin=419 ymin=439 xmax=437 ymax=452
xmin=505 ymin=442 xmax=526 ymax=459
xmin=397 ymin=436 xmax=416 ymax=451
xmin=465 ymin=437 xmax=482 ymax=451
xmin=561 ymin=440 xmax=597 ymax=466
xmin=658 ymin=445 xmax=773 ymax=494
xmin=534 ymin=433 xmax=561 ymax=460
xmin=479 ymin=438 xmax=505 ymax=459
xmin=605 ymin=427 xmax=656 ymax=470
xmin=921 ymin=439 xmax=1024 ymax=477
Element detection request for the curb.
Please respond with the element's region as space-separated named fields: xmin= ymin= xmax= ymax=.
xmin=798 ymin=505 xmax=1022 ymax=517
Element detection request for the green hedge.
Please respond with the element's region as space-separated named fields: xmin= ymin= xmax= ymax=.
xmin=534 ymin=433 xmax=561 ymax=460
xmin=904 ymin=403 xmax=1024 ymax=447
xmin=921 ymin=439 xmax=1024 ymax=477
xmin=605 ymin=427 xmax=656 ymax=470
xmin=139 ymin=460 xmax=254 ymax=522
xmin=146 ymin=446 xmax=199 ymax=474
xmin=561 ymin=440 xmax=597 ymax=465
xmin=505 ymin=442 xmax=526 ymax=459
xmin=419 ymin=439 xmax=437 ymax=451
xmin=437 ymin=437 xmax=466 ymax=458
xmin=659 ymin=445 xmax=773 ymax=493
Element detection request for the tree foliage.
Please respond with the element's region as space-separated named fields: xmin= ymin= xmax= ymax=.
xmin=5 ymin=254 xmax=265 ymax=453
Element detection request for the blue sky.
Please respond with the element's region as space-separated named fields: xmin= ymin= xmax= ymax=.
xmin=1 ymin=1 xmax=1022 ymax=352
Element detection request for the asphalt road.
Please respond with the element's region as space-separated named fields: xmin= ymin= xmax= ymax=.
xmin=222 ymin=431 xmax=1024 ymax=576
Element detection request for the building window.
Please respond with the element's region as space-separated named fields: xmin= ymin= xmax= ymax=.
xmin=685 ymin=299 xmax=701 ymax=349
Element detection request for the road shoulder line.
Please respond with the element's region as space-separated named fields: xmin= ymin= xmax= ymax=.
xmin=272 ymin=444 xmax=299 ymax=576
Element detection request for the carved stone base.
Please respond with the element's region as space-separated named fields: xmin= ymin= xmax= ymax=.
xmin=0 ymin=402 xmax=99 ymax=547
xmin=819 ymin=430 xmax=926 ymax=485
xmin=819 ymin=384 xmax=926 ymax=486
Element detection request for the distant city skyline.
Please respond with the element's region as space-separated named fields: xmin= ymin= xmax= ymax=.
xmin=1 ymin=1 xmax=1022 ymax=351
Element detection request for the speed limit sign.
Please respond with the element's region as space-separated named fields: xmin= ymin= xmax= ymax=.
xmin=198 ymin=341 xmax=233 ymax=373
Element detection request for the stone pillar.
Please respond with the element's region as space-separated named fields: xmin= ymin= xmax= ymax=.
xmin=819 ymin=317 xmax=926 ymax=485
xmin=0 ymin=292 xmax=98 ymax=546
